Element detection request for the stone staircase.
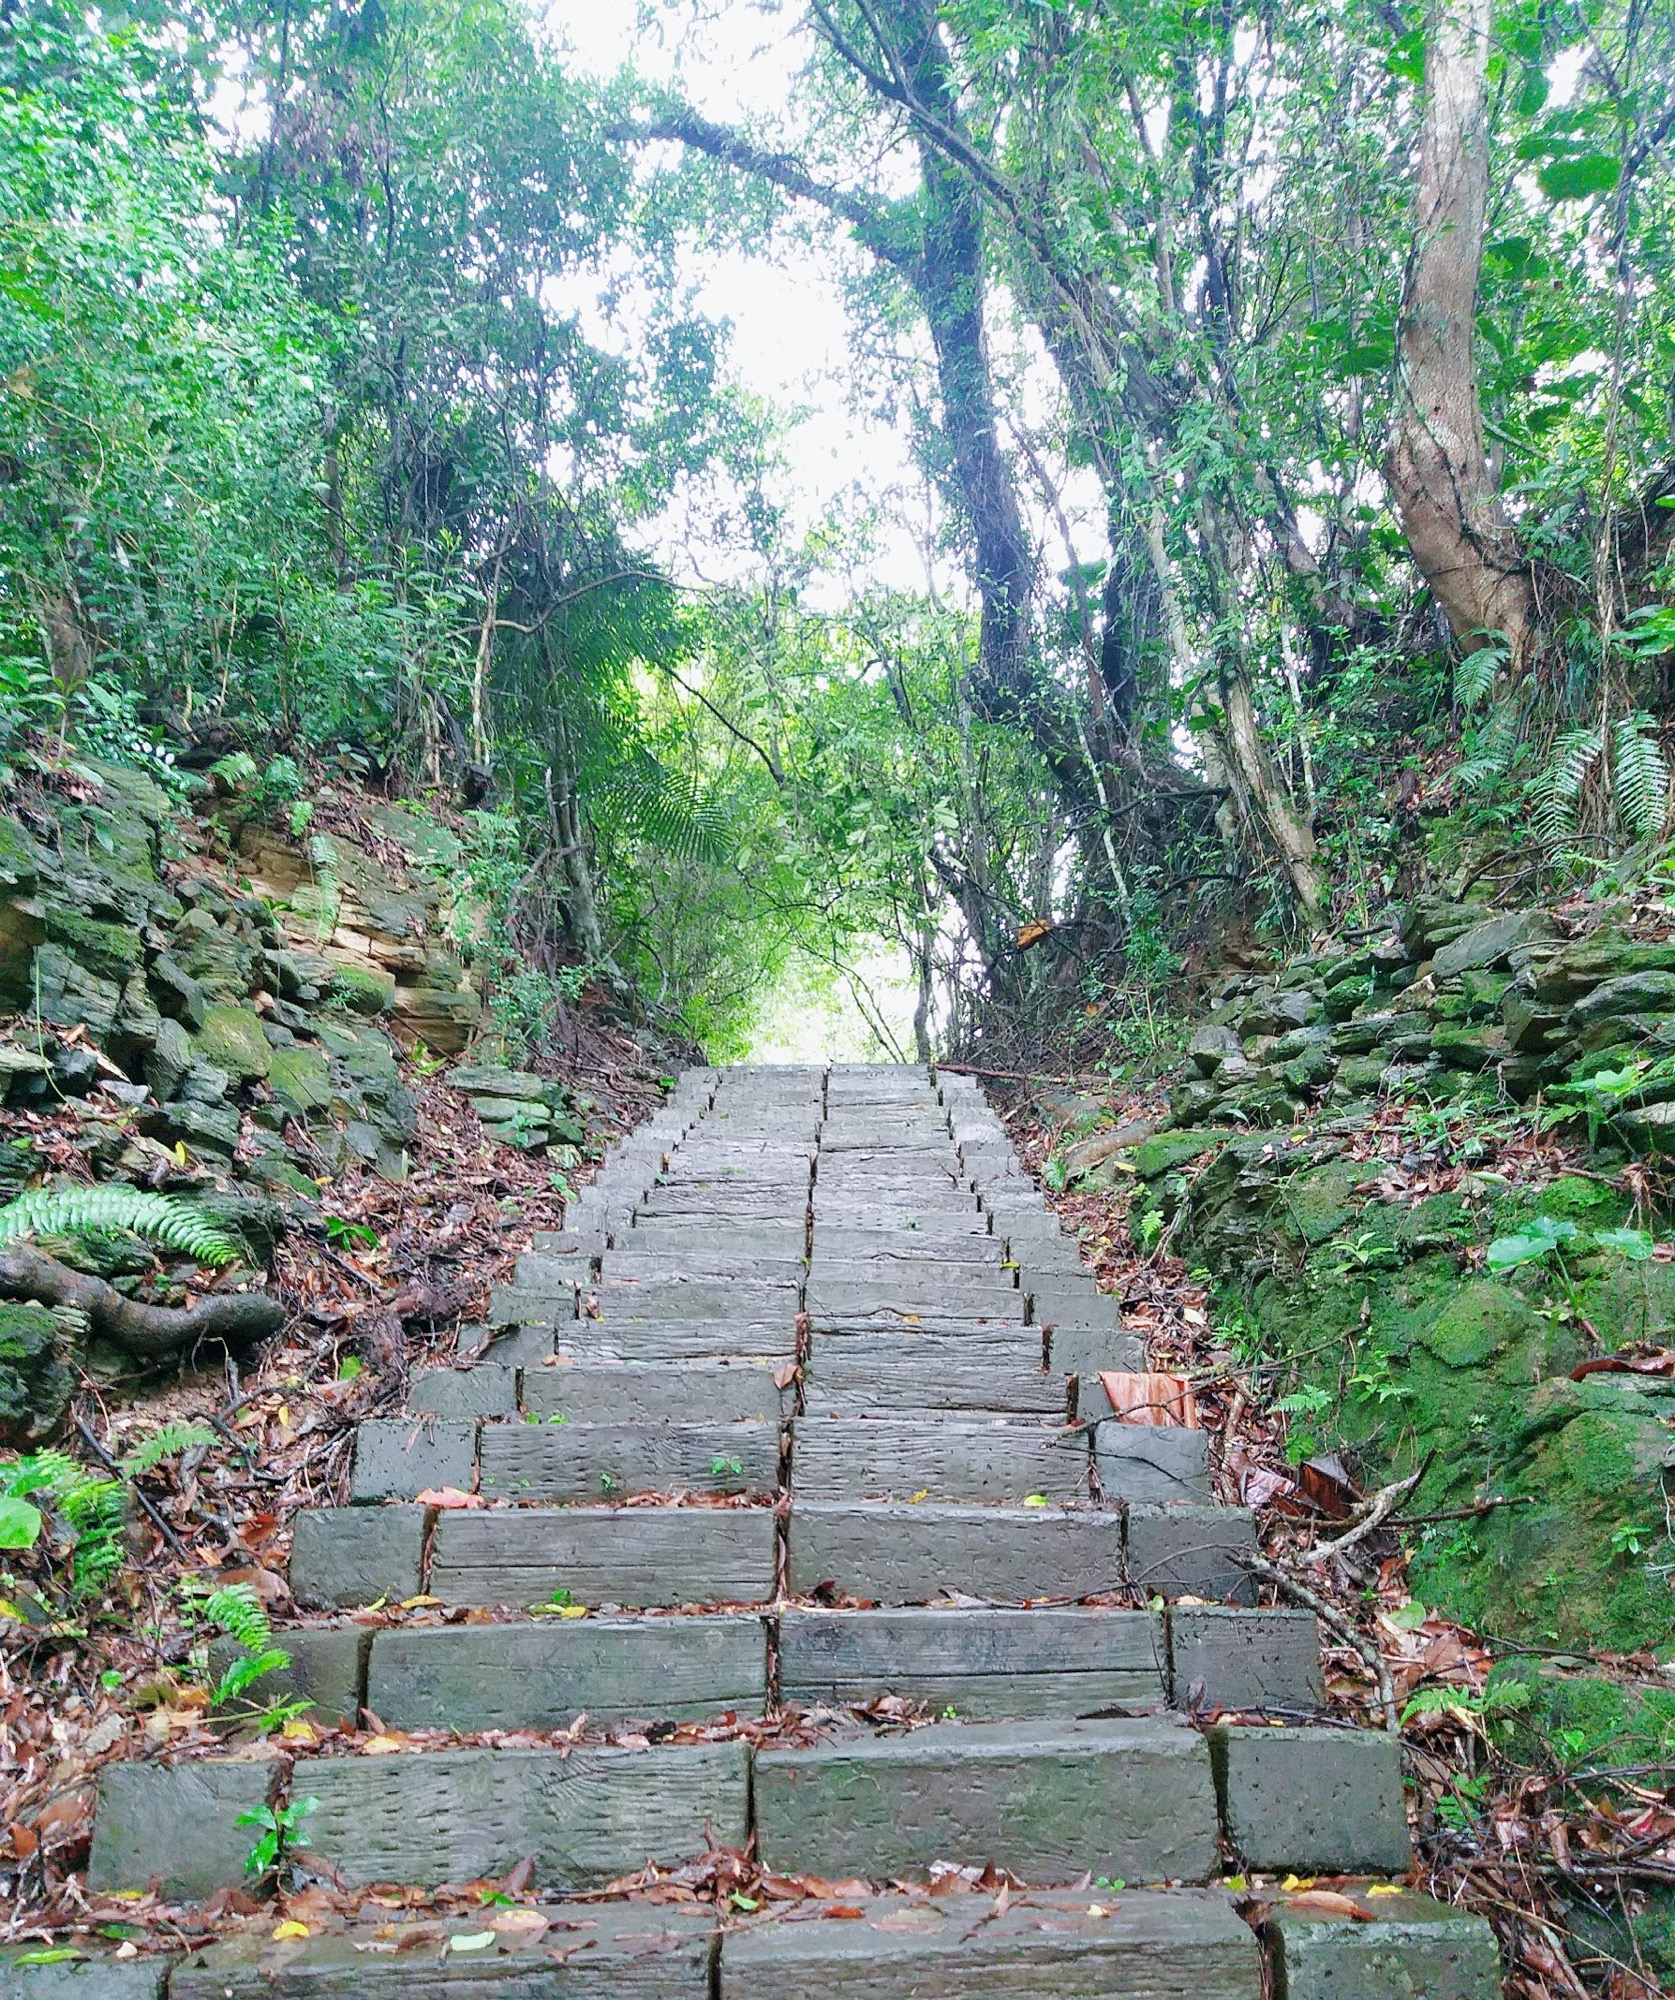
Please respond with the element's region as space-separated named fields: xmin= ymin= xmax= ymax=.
xmin=62 ymin=1063 xmax=1505 ymax=1997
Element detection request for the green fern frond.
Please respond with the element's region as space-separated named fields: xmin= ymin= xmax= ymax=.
xmin=2 ymin=1450 xmax=86 ymax=1500
xmin=1454 ymin=644 xmax=1503 ymax=713
xmin=59 ymin=1479 xmax=127 ymax=1596
xmin=1455 ymin=701 xmax=1520 ymax=792
xmin=1531 ymin=726 xmax=1602 ymax=848
xmin=1611 ymin=711 xmax=1669 ymax=840
xmin=120 ymin=1423 xmax=217 ymax=1477
xmin=213 ymin=1647 xmax=290 ymax=1709
xmin=0 ymin=1188 xmax=241 ymax=1266
xmin=195 ymin=1581 xmax=273 ymax=1654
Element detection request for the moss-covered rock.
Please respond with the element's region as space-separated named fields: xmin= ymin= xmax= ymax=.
xmin=0 ymin=1303 xmax=76 ymax=1444
xmin=1130 ymin=1129 xmax=1225 ymax=1179
xmin=268 ymin=1044 xmax=334 ymax=1120
xmin=327 ymin=962 xmax=396 ymax=1015
xmin=195 ymin=1003 xmax=272 ymax=1081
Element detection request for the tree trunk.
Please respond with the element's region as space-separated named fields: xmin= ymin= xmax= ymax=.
xmin=1387 ymin=0 xmax=1536 ymax=669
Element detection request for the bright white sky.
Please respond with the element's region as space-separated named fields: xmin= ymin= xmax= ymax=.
xmin=536 ymin=0 xmax=950 ymax=606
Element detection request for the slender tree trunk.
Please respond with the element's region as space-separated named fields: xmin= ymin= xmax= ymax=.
xmin=1387 ymin=0 xmax=1536 ymax=668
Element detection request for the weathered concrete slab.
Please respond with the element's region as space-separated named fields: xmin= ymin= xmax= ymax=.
xmin=408 ymin=1363 xmax=518 ymax=1418
xmin=483 ymin=1321 xmax=558 ymax=1365
xmin=636 ymin=1190 xmax=806 ymax=1220
xmin=350 ymin=1418 xmax=477 ymax=1503
xmin=805 ymin=1280 xmax=1025 ymax=1325
xmin=1028 ymin=1282 xmax=1124 ymax=1331
xmin=289 ymin=1505 xmax=425 ymax=1609
xmin=810 ymin=1204 xmax=983 ymax=1234
xmin=719 ymin=1890 xmax=1262 ymax=1999
xmin=479 ymin=1420 xmax=780 ymax=1501
xmin=209 ymin=1625 xmax=367 ymax=1728
xmin=557 ymin=1322 xmax=797 ymax=1362
xmin=780 ymin=1607 xmax=1165 ymax=1716
xmin=812 ymin=1226 xmax=997 ymax=1261
xmin=1169 ymin=1609 xmax=1323 ymax=1713
xmin=170 ymin=1907 xmax=715 ymax=1998
xmin=589 ymin=1278 xmax=801 ymax=1323
xmin=620 ymin=1222 xmax=808 ymax=1258
xmin=1126 ymin=1506 xmax=1259 ymax=1603
xmin=89 ymin=1758 xmax=273 ymax=1899
xmin=1093 ymin=1424 xmax=1212 ymax=1504
xmin=1210 ymin=1725 xmax=1410 ymax=1872
xmin=592 ymin=1252 xmax=807 ymax=1284
xmin=754 ymin=1718 xmax=1218 ymax=1884
xmin=791 ymin=1417 xmax=1090 ymax=1503
xmin=304 ymin=1741 xmax=750 ymax=1888
xmin=430 ymin=1504 xmax=777 ymax=1608
xmin=1264 ymin=1886 xmax=1503 ymax=1999
xmin=0 ymin=1950 xmax=171 ymax=1997
xmin=803 ymin=1348 xmax=1063 ymax=1418
xmin=788 ymin=1501 xmax=1123 ymax=1603
xmin=488 ymin=1284 xmax=579 ymax=1327
xmin=367 ymin=1615 xmax=767 ymax=1729
xmin=522 ymin=1361 xmax=792 ymax=1425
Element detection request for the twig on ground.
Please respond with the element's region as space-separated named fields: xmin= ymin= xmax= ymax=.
xmin=1234 ymin=1551 xmax=1401 ymax=1733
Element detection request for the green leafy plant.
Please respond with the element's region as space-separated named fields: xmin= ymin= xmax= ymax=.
xmin=0 ymin=1450 xmax=125 ymax=1597
xmin=0 ymin=1188 xmax=240 ymax=1265
xmin=237 ymin=1796 xmax=318 ymax=1878
xmin=710 ymin=1455 xmax=745 ymax=1478
xmin=323 ymin=1215 xmax=379 ymax=1252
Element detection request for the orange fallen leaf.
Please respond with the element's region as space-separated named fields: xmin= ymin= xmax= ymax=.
xmin=415 ymin=1487 xmax=482 ymax=1509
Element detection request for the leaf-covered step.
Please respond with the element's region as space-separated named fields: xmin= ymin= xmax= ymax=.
xmin=721 ymin=1890 xmax=1264 ymax=2000
xmin=171 ymin=1905 xmax=716 ymax=1997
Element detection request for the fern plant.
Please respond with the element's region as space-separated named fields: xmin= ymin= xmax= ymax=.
xmin=183 ymin=1578 xmax=302 ymax=1721
xmin=0 ymin=1188 xmax=240 ymax=1265
xmin=1611 ymin=711 xmax=1670 ymax=839
xmin=120 ymin=1422 xmax=216 ymax=1477
xmin=1530 ymin=725 xmax=1603 ymax=850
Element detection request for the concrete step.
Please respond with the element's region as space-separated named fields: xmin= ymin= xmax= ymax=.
xmin=585 ymin=1276 xmax=802 ymax=1322
xmin=350 ymin=1418 xmax=476 ymax=1502
xmin=753 ymin=1716 xmax=1220 ymax=1883
xmin=408 ymin=1362 xmax=518 ymax=1418
xmin=802 ymin=1343 xmax=1064 ymax=1417
xmin=310 ymin=1740 xmax=749 ymax=1890
xmin=611 ymin=1220 xmax=808 ymax=1257
xmin=365 ymin=1614 xmax=768 ymax=1729
xmin=538 ymin=1321 xmax=797 ymax=1363
xmin=169 ymin=1904 xmax=715 ymax=1996
xmin=787 ymin=1498 xmax=1123 ymax=1602
xmin=780 ymin=1606 xmax=1167 ymax=1716
xmin=430 ymin=1501 xmax=778 ymax=1608
xmin=594 ymin=1251 xmax=807 ymax=1283
xmin=803 ymin=1275 xmax=1025 ymax=1324
xmin=521 ymin=1359 xmax=793 ymax=1424
xmin=722 ymin=1890 xmax=1264 ymax=1998
xmin=478 ymin=1418 xmax=780 ymax=1501
xmin=810 ymin=1223 xmax=999 ymax=1259
xmin=790 ymin=1415 xmax=1092 ymax=1504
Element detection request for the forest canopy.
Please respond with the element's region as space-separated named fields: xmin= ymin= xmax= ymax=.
xmin=3 ymin=0 xmax=1673 ymax=1061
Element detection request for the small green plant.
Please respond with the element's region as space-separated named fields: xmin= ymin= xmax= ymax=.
xmin=237 ymin=1796 xmax=318 ymax=1879
xmin=710 ymin=1455 xmax=745 ymax=1479
xmin=1610 ymin=1522 xmax=1656 ymax=1558
xmin=0 ymin=1188 xmax=240 ymax=1264
xmin=182 ymin=1579 xmax=304 ymax=1725
xmin=1274 ymin=1383 xmax=1333 ymax=1464
xmin=0 ymin=1450 xmax=126 ymax=1597
xmin=600 ymin=1471 xmax=620 ymax=1496
xmin=323 ymin=1215 xmax=379 ymax=1252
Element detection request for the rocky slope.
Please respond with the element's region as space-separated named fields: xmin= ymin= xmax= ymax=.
xmin=0 ymin=757 xmax=598 ymax=1440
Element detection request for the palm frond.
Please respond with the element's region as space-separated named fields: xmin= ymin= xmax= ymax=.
xmin=0 ymin=1188 xmax=241 ymax=1265
xmin=595 ymin=762 xmax=733 ymax=866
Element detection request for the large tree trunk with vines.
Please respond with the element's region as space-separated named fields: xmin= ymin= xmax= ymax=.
xmin=1387 ymin=0 xmax=1536 ymax=669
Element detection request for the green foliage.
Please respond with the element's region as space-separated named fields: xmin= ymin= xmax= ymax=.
xmin=0 ymin=1188 xmax=241 ymax=1266
xmin=237 ymin=1796 xmax=317 ymax=1879
xmin=1 ymin=1449 xmax=125 ymax=1597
